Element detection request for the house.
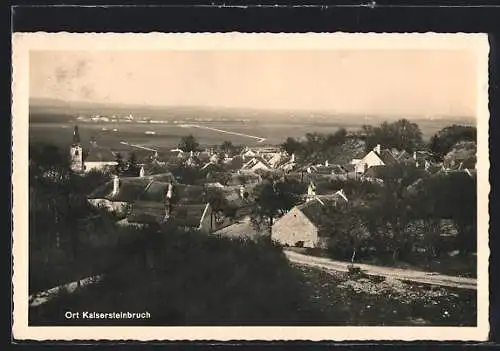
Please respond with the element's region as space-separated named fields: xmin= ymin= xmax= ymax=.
xmin=443 ymin=141 xmax=477 ymax=170
xmin=196 ymin=151 xmax=212 ymax=164
xmin=241 ymin=147 xmax=258 ymax=159
xmin=354 ymin=144 xmax=399 ymax=174
xmin=240 ymin=156 xmax=272 ymax=172
xmin=307 ymin=164 xmax=348 ymax=179
xmin=127 ymin=201 xmax=214 ymax=233
xmin=227 ymin=171 xmax=262 ymax=186
xmin=271 ymin=191 xmax=349 ymax=248
xmin=125 ymin=181 xmax=218 ymax=233
xmin=84 ymin=147 xmax=118 ymax=172
xmin=360 ymin=166 xmax=386 ymax=183
xmin=87 ymin=176 xmax=152 ymax=216
xmin=200 ymin=162 xmax=222 ymax=175
xmin=184 ymin=151 xmax=201 ymax=168
xmin=147 ymin=172 xmax=178 ymax=183
xmin=275 ymin=153 xmax=297 ymax=172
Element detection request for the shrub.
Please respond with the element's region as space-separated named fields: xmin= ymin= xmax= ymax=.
xmin=30 ymin=228 xmax=314 ymax=325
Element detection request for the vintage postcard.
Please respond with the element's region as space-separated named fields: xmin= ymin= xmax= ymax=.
xmin=12 ymin=33 xmax=490 ymax=341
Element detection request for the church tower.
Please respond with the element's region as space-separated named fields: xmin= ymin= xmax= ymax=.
xmin=70 ymin=125 xmax=84 ymax=172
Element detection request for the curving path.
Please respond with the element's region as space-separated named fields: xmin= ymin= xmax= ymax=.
xmin=284 ymin=250 xmax=477 ymax=290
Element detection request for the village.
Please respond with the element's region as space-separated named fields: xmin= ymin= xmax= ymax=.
xmin=64 ymin=120 xmax=477 ymax=258
xmin=28 ymin=116 xmax=479 ymax=327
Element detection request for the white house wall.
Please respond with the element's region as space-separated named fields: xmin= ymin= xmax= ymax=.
xmin=271 ymin=207 xmax=319 ymax=248
xmin=84 ymin=161 xmax=118 ymax=172
xmin=87 ymin=198 xmax=129 ymax=217
xmin=355 ymin=151 xmax=385 ymax=173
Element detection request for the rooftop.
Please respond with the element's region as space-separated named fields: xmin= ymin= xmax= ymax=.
xmin=88 ymin=177 xmax=151 ymax=202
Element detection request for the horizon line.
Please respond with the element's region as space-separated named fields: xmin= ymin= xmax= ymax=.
xmin=29 ymin=97 xmax=477 ymax=121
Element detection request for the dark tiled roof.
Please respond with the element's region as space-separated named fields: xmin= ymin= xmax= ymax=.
xmin=127 ymin=201 xmax=164 ymax=224
xmin=377 ymin=149 xmax=399 ymax=166
xmin=147 ymin=172 xmax=177 ymax=183
xmin=137 ymin=181 xmax=207 ymax=204
xmin=85 ymin=147 xmax=116 ymax=162
xmin=88 ymin=177 xmax=151 ymax=202
xmin=227 ymin=172 xmax=261 ymax=186
xmin=364 ymin=165 xmax=387 ymax=179
xmin=170 ymin=203 xmax=210 ymax=228
xmin=127 ymin=201 xmax=209 ymax=228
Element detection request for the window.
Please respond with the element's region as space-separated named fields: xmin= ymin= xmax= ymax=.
xmin=74 ymin=149 xmax=79 ymax=156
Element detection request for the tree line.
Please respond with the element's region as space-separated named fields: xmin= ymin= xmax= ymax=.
xmin=281 ymin=119 xmax=476 ymax=162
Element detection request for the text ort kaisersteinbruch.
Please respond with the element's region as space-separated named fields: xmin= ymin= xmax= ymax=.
xmin=65 ymin=311 xmax=151 ymax=320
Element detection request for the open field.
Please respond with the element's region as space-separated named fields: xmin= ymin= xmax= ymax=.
xmin=29 ymin=121 xmax=355 ymax=150
xmin=29 ymin=116 xmax=469 ymax=152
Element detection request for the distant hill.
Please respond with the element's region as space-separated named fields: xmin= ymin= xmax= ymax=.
xmin=29 ymin=98 xmax=476 ymax=129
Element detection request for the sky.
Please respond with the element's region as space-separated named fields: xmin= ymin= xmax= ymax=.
xmin=29 ymin=50 xmax=478 ymax=118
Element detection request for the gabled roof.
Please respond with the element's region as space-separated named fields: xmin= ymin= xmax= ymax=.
xmin=227 ymin=171 xmax=262 ymax=186
xmin=138 ymin=181 xmax=207 ymax=204
xmin=294 ymin=193 xmax=348 ymax=236
xmin=313 ymin=165 xmax=346 ymax=175
xmin=88 ymin=177 xmax=151 ymax=202
xmin=241 ymin=156 xmax=272 ymax=170
xmin=127 ymin=201 xmax=210 ymax=228
xmin=377 ymin=149 xmax=399 ymax=166
xmin=147 ymin=172 xmax=178 ymax=183
xmin=85 ymin=147 xmax=116 ymax=162
xmin=393 ymin=150 xmax=413 ymax=162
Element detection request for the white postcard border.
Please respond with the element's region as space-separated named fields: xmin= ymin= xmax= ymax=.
xmin=12 ymin=32 xmax=491 ymax=341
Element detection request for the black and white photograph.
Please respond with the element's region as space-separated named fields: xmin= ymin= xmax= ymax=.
xmin=12 ymin=33 xmax=490 ymax=341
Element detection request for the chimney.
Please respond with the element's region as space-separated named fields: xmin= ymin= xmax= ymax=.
xmin=166 ymin=183 xmax=173 ymax=200
xmin=325 ymin=160 xmax=329 ymax=167
xmin=112 ymin=175 xmax=120 ymax=196
xmin=139 ymin=166 xmax=145 ymax=178
xmin=190 ymin=150 xmax=194 ymax=158
xmin=373 ymin=144 xmax=381 ymax=154
xmin=239 ymin=185 xmax=245 ymax=199
xmin=413 ymin=151 xmax=417 ymax=160
xmin=291 ymin=153 xmax=295 ymax=163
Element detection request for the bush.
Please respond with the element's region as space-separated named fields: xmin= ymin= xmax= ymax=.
xmin=30 ymin=228 xmax=315 ymax=325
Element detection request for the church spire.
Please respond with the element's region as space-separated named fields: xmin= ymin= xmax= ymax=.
xmin=73 ymin=125 xmax=81 ymax=144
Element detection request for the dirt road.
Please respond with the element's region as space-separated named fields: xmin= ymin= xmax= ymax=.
xmin=284 ymin=250 xmax=477 ymax=290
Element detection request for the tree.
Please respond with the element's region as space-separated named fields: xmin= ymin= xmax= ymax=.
xmin=250 ymin=178 xmax=305 ymax=230
xmin=29 ymin=142 xmax=71 ymax=181
xmin=178 ymin=135 xmax=200 ymax=153
xmin=363 ymin=119 xmax=423 ymax=153
xmin=281 ymin=137 xmax=302 ymax=156
xmin=429 ymin=125 xmax=476 ymax=160
xmin=443 ymin=141 xmax=477 ymax=169
xmin=323 ymin=205 xmax=370 ymax=261
xmin=220 ymin=141 xmax=235 ymax=155
xmin=410 ymin=172 xmax=477 ymax=255
xmin=114 ymin=152 xmax=125 ymax=175
xmin=121 ymin=152 xmax=141 ymax=176
xmin=324 ymin=128 xmax=347 ymax=150
xmin=361 ymin=163 xmax=427 ymax=262
xmin=170 ymin=165 xmax=203 ymax=185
